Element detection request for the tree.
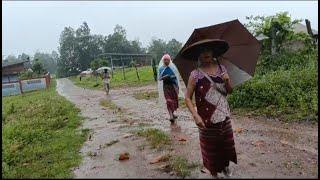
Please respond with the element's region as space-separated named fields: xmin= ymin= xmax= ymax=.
xmin=17 ymin=53 xmax=30 ymax=61
xmin=57 ymin=27 xmax=78 ymax=77
xmin=166 ymin=39 xmax=183 ymax=58
xmin=102 ymin=25 xmax=145 ymax=54
xmin=75 ymin=22 xmax=100 ymax=71
xmin=147 ymin=38 xmax=167 ymax=62
xmin=4 ymin=55 xmax=18 ymax=62
xmin=32 ymin=58 xmax=45 ymax=75
xmin=56 ymin=23 xmax=145 ymax=77
xmin=90 ymin=59 xmax=101 ymax=84
xmin=147 ymin=38 xmax=183 ymax=62
xmin=90 ymin=59 xmax=100 ymax=71
xmin=245 ymin=12 xmax=301 ymax=54
xmin=33 ymin=52 xmax=57 ymax=74
xmin=99 ymin=59 xmax=109 ymax=67
xmin=103 ymin=24 xmax=129 ymax=53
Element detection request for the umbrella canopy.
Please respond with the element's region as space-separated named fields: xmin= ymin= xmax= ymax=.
xmin=80 ymin=69 xmax=93 ymax=76
xmin=96 ymin=66 xmax=112 ymax=73
xmin=173 ymin=19 xmax=261 ymax=88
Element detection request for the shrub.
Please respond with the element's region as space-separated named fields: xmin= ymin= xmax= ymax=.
xmin=229 ymin=48 xmax=318 ymax=121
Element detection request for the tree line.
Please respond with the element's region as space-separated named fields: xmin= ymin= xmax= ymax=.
xmin=57 ymin=22 xmax=183 ymax=77
xmin=4 ymin=23 xmax=182 ymax=78
xmin=5 ymin=12 xmax=314 ymax=78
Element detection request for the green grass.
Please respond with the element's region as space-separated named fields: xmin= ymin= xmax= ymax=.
xmin=133 ymin=91 xmax=158 ymax=100
xmin=2 ymin=79 xmax=88 ymax=178
xmin=100 ymin=99 xmax=122 ymax=113
xmin=135 ymin=128 xmax=171 ymax=149
xmin=69 ymin=66 xmax=156 ymax=90
xmin=165 ymin=156 xmax=199 ymax=178
xmin=228 ymin=65 xmax=318 ymax=122
xmin=170 ymin=156 xmax=198 ymax=177
xmin=228 ymin=49 xmax=318 ymax=122
xmin=179 ymin=97 xmax=187 ymax=109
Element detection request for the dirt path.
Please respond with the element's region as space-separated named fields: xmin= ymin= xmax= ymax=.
xmin=56 ymin=78 xmax=318 ymax=178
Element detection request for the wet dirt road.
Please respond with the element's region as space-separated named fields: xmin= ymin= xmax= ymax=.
xmin=56 ymin=78 xmax=318 ymax=179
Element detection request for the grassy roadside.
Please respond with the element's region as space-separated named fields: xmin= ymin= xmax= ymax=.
xmin=68 ymin=66 xmax=156 ymax=90
xmin=2 ymin=79 xmax=88 ymax=178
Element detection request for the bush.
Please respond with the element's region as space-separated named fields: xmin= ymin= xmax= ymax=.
xmin=255 ymin=48 xmax=317 ymax=75
xmin=229 ymin=48 xmax=318 ymax=121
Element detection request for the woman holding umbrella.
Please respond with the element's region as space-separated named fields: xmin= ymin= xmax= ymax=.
xmin=101 ymin=68 xmax=110 ymax=95
xmin=183 ymin=39 xmax=237 ymax=178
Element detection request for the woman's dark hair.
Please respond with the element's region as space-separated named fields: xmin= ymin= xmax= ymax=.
xmin=104 ymin=69 xmax=108 ymax=73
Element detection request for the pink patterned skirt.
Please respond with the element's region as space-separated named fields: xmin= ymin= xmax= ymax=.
xmin=163 ymin=84 xmax=179 ymax=112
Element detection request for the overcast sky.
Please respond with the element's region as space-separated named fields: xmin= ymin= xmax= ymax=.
xmin=2 ymin=1 xmax=318 ymax=57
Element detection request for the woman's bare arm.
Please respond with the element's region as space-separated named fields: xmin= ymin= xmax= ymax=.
xmin=185 ymin=76 xmax=196 ymax=115
xmin=185 ymin=75 xmax=205 ymax=128
xmin=225 ymin=79 xmax=233 ymax=94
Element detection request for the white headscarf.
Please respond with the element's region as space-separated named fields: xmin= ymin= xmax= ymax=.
xmin=157 ymin=54 xmax=184 ymax=108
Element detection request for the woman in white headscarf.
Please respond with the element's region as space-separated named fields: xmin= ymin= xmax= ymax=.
xmin=158 ymin=54 xmax=184 ymax=124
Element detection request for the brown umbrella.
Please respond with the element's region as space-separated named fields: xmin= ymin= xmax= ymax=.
xmin=173 ymin=19 xmax=261 ymax=87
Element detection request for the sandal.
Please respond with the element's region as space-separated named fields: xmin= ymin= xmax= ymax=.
xmin=169 ymin=118 xmax=175 ymax=124
xmin=222 ymin=167 xmax=232 ymax=177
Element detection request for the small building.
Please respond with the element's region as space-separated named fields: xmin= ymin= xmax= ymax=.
xmin=2 ymin=60 xmax=31 ymax=83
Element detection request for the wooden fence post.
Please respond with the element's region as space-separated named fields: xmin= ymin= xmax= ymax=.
xmin=152 ymin=58 xmax=157 ymax=81
xmin=110 ymin=57 xmax=114 ymax=78
xmin=135 ymin=64 xmax=140 ymax=81
xmin=18 ymin=80 xmax=23 ymax=94
xmin=121 ymin=57 xmax=126 ymax=80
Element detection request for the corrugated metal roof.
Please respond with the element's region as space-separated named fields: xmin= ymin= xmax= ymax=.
xmin=2 ymin=60 xmax=30 ymax=68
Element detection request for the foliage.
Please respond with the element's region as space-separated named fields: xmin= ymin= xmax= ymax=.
xmin=2 ymin=80 xmax=88 ymax=178
xmin=18 ymin=70 xmax=35 ymax=79
xmin=90 ymin=58 xmax=109 ymax=70
xmin=136 ymin=128 xmax=171 ymax=149
xmin=4 ymin=53 xmax=29 ymax=62
xmin=245 ymin=12 xmax=302 ymax=53
xmin=168 ymin=156 xmax=199 ymax=178
xmin=99 ymin=99 xmax=121 ymax=113
xmin=31 ymin=59 xmax=46 ymax=75
xmin=255 ymin=48 xmax=316 ymax=75
xmin=33 ymin=51 xmax=58 ymax=74
xmin=228 ymin=49 xmax=318 ymax=121
xmin=57 ymin=23 xmax=147 ymax=78
xmin=103 ymin=25 xmax=145 ymax=54
xmin=133 ymin=91 xmax=158 ymax=100
xmin=99 ymin=59 xmax=109 ymax=67
xmin=147 ymin=38 xmax=182 ymax=63
xmin=166 ymin=39 xmax=183 ymax=58
xmin=4 ymin=55 xmax=19 ymax=62
xmin=147 ymin=39 xmax=167 ymax=61
xmin=90 ymin=59 xmax=100 ymax=71
xmin=236 ymin=12 xmax=318 ymax=121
